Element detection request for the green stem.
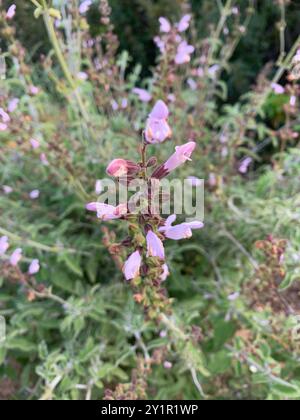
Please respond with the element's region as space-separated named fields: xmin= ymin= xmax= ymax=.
xmin=40 ymin=0 xmax=90 ymax=123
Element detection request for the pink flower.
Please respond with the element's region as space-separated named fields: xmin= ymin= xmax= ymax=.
xmin=239 ymin=157 xmax=252 ymax=174
xmin=146 ymin=231 xmax=165 ymax=260
xmin=271 ymin=83 xmax=285 ymax=94
xmin=6 ymin=4 xmax=16 ymax=20
xmin=152 ymin=141 xmax=196 ymax=178
xmin=164 ymin=361 xmax=173 ymax=369
xmin=0 ymin=123 xmax=8 ymax=131
xmin=121 ymin=98 xmax=128 ymax=109
xmin=0 ymin=236 xmax=9 ymax=256
xmin=29 ymin=190 xmax=40 ymax=200
xmin=10 ymin=248 xmax=22 ymax=266
xmin=29 ymin=259 xmax=40 ymax=275
xmin=30 ymin=138 xmax=40 ymax=149
xmin=159 ymin=17 xmax=171 ymax=33
xmin=106 ymin=159 xmax=139 ymax=177
xmin=86 ymin=202 xmax=127 ymax=221
xmin=208 ymin=173 xmax=217 ymax=187
xmin=290 ymin=95 xmax=297 ymax=107
xmin=79 ymin=0 xmax=92 ymax=14
xmin=187 ymin=78 xmax=197 ymax=91
xmin=208 ymin=64 xmax=220 ymax=78
xmin=40 ymin=153 xmax=49 ymax=166
xmin=177 ymin=14 xmax=191 ymax=32
xmin=159 ymin=215 xmax=204 ymax=240
xmin=29 ymin=85 xmax=39 ymax=96
xmin=145 ymin=100 xmax=172 ymax=144
xmin=8 ymin=98 xmax=19 ymax=113
xmin=111 ymin=100 xmax=119 ymax=111
xmin=0 ymin=108 xmax=10 ymax=123
xmin=154 ymin=36 xmax=166 ymax=54
xmin=3 ymin=185 xmax=13 ymax=194
xmin=160 ymin=264 xmax=170 ymax=282
xmin=132 ymin=88 xmax=152 ymax=103
xmin=175 ymin=41 xmax=195 ymax=65
xmin=77 ymin=71 xmax=88 ymax=81
xmin=123 ymin=250 xmax=142 ymax=281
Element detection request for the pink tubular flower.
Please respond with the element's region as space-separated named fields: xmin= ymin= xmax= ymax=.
xmin=0 ymin=236 xmax=9 ymax=256
xmin=177 ymin=14 xmax=191 ymax=32
xmin=146 ymin=231 xmax=165 ymax=260
xmin=123 ymin=250 xmax=142 ymax=281
xmin=77 ymin=71 xmax=88 ymax=81
xmin=159 ymin=215 xmax=204 ymax=241
xmin=86 ymin=202 xmax=127 ymax=221
xmin=29 ymin=85 xmax=39 ymax=96
xmin=175 ymin=41 xmax=195 ymax=65
xmin=29 ymin=259 xmax=40 ymax=275
xmin=106 ymin=159 xmax=139 ymax=177
xmin=0 ymin=108 xmax=10 ymax=123
xmin=3 ymin=185 xmax=13 ymax=194
xmin=132 ymin=88 xmax=152 ymax=103
xmin=271 ymin=83 xmax=285 ymax=95
xmin=238 ymin=157 xmax=253 ymax=174
xmin=30 ymin=138 xmax=40 ymax=149
xmin=40 ymin=153 xmax=49 ymax=166
xmin=29 ymin=190 xmax=40 ymax=200
xmin=160 ymin=264 xmax=170 ymax=282
xmin=145 ymin=100 xmax=172 ymax=144
xmin=79 ymin=0 xmax=92 ymax=14
xmin=6 ymin=4 xmax=16 ymax=20
xmin=159 ymin=17 xmax=171 ymax=33
xmin=152 ymin=141 xmax=196 ymax=179
xmin=154 ymin=36 xmax=166 ymax=54
xmin=10 ymin=248 xmax=22 ymax=266
xmin=8 ymin=98 xmax=19 ymax=113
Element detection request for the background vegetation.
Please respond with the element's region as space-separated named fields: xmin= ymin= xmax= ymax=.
xmin=0 ymin=0 xmax=300 ymax=400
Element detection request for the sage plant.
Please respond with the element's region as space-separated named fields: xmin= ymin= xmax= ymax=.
xmin=87 ymin=100 xmax=204 ymax=320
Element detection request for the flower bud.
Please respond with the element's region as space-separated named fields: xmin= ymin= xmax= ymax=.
xmin=106 ymin=159 xmax=139 ymax=178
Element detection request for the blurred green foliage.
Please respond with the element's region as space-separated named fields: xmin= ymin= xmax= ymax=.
xmin=4 ymin=0 xmax=300 ymax=98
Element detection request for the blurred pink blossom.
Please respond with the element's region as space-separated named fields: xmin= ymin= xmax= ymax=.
xmin=40 ymin=153 xmax=49 ymax=166
xmin=175 ymin=41 xmax=195 ymax=65
xmin=3 ymin=185 xmax=13 ymax=194
xmin=187 ymin=78 xmax=197 ymax=91
xmin=154 ymin=36 xmax=166 ymax=54
xmin=6 ymin=4 xmax=16 ymax=20
xmin=159 ymin=17 xmax=171 ymax=33
xmin=29 ymin=190 xmax=40 ymax=200
xmin=132 ymin=88 xmax=152 ymax=102
xmin=0 ymin=123 xmax=8 ymax=131
xmin=160 ymin=264 xmax=170 ymax=282
xmin=8 ymin=98 xmax=19 ymax=113
xmin=77 ymin=71 xmax=88 ymax=81
xmin=111 ymin=100 xmax=119 ymax=111
xmin=29 ymin=85 xmax=39 ymax=96
xmin=29 ymin=259 xmax=40 ymax=275
xmin=177 ymin=14 xmax=191 ymax=32
xmin=10 ymin=248 xmax=22 ymax=266
xmin=123 ymin=250 xmax=142 ymax=281
xmin=30 ymin=138 xmax=40 ymax=149
xmin=239 ymin=157 xmax=253 ymax=174
xmin=164 ymin=361 xmax=173 ymax=369
xmin=290 ymin=95 xmax=297 ymax=107
xmin=0 ymin=108 xmax=10 ymax=123
xmin=79 ymin=0 xmax=92 ymax=14
xmin=145 ymin=100 xmax=172 ymax=144
xmin=271 ymin=83 xmax=285 ymax=94
xmin=121 ymin=98 xmax=128 ymax=109
xmin=0 ymin=236 xmax=9 ymax=256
